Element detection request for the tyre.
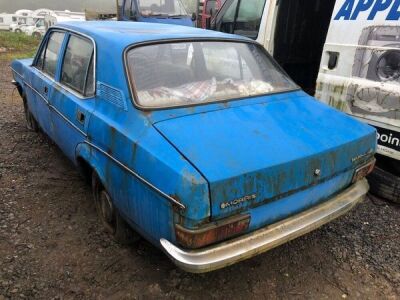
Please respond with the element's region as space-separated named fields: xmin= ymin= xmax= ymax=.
xmin=22 ymin=96 xmax=39 ymax=132
xmin=15 ymin=29 xmax=22 ymax=33
xmin=92 ymin=172 xmax=140 ymax=245
xmin=32 ymin=32 xmax=41 ymax=39
xmin=368 ymin=166 xmax=400 ymax=204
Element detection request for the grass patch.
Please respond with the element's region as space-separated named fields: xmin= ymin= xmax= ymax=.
xmin=0 ymin=31 xmax=40 ymax=61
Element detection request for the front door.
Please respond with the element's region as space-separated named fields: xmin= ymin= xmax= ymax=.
xmin=30 ymin=31 xmax=66 ymax=138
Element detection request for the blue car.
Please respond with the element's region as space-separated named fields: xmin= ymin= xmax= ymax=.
xmin=11 ymin=21 xmax=376 ymax=273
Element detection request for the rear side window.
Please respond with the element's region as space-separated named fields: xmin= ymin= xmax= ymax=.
xmin=36 ymin=31 xmax=65 ymax=78
xmin=61 ymin=35 xmax=94 ymax=96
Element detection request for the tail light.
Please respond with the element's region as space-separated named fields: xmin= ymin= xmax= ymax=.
xmin=175 ymin=214 xmax=250 ymax=249
xmin=352 ymin=158 xmax=376 ymax=183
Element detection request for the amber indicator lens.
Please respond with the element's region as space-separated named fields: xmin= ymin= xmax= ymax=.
xmin=353 ymin=158 xmax=376 ymax=183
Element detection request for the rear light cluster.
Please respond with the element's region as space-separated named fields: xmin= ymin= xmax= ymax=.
xmin=175 ymin=214 xmax=250 ymax=249
xmin=352 ymin=158 xmax=376 ymax=183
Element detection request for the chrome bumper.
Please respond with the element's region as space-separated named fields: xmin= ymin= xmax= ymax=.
xmin=160 ymin=179 xmax=369 ymax=273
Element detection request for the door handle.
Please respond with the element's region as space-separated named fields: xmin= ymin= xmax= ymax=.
xmin=77 ymin=111 xmax=85 ymax=124
xmin=43 ymin=86 xmax=48 ymax=94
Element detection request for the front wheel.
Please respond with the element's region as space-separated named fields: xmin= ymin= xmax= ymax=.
xmin=22 ymin=97 xmax=39 ymax=132
xmin=92 ymin=172 xmax=140 ymax=245
xmin=15 ymin=29 xmax=22 ymax=33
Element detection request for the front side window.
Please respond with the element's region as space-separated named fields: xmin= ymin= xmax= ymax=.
xmin=127 ymin=41 xmax=297 ymax=108
xmin=61 ymin=35 xmax=94 ymax=96
xmin=37 ymin=31 xmax=65 ymax=78
xmin=138 ymin=0 xmax=187 ymax=17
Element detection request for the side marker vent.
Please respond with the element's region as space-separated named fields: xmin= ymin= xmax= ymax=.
xmin=97 ymin=82 xmax=127 ymax=111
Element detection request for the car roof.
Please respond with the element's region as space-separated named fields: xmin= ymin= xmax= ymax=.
xmin=55 ymin=21 xmax=250 ymax=48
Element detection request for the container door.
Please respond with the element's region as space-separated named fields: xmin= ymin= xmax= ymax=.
xmin=316 ymin=0 xmax=400 ymax=161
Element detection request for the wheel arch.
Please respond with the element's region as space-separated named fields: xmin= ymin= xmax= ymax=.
xmin=75 ymin=142 xmax=107 ymax=188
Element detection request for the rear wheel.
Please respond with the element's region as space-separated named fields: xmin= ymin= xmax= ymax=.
xmin=15 ymin=29 xmax=22 ymax=33
xmin=92 ymin=172 xmax=140 ymax=245
xmin=22 ymin=97 xmax=39 ymax=132
xmin=368 ymin=158 xmax=400 ymax=204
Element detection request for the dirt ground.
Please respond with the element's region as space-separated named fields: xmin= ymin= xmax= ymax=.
xmin=0 ymin=58 xmax=399 ymax=300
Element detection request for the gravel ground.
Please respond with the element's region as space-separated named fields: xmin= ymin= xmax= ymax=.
xmin=0 ymin=58 xmax=399 ymax=300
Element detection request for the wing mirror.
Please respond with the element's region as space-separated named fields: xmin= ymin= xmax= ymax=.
xmin=191 ymin=12 xmax=197 ymax=22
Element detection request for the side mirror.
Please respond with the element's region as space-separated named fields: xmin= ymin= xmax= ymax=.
xmin=191 ymin=12 xmax=197 ymax=22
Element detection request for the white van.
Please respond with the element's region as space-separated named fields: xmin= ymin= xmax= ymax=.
xmin=0 ymin=14 xmax=16 ymax=31
xmin=9 ymin=16 xmax=35 ymax=33
xmin=211 ymin=0 xmax=400 ymax=202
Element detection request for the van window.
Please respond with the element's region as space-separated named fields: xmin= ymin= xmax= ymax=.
xmin=217 ymin=0 xmax=265 ymax=40
xmin=219 ymin=0 xmax=238 ymax=33
xmin=40 ymin=32 xmax=65 ymax=78
xmin=124 ymin=0 xmax=134 ymax=18
xmin=234 ymin=0 xmax=265 ymax=39
xmin=61 ymin=35 xmax=94 ymax=96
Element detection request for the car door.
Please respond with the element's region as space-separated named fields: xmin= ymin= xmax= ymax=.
xmin=49 ymin=32 xmax=96 ymax=162
xmin=30 ymin=31 xmax=66 ymax=138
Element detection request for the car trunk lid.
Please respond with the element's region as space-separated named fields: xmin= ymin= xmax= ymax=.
xmin=154 ymin=94 xmax=376 ymax=220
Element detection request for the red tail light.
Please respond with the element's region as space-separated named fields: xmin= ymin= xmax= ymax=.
xmin=352 ymin=158 xmax=376 ymax=183
xmin=175 ymin=215 xmax=250 ymax=249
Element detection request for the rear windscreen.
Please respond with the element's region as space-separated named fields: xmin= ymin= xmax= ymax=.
xmin=126 ymin=41 xmax=297 ymax=108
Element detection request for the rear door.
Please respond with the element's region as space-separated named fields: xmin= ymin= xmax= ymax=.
xmin=315 ymin=0 xmax=400 ymax=161
xmin=31 ymin=31 xmax=66 ymax=138
xmin=49 ymin=32 xmax=96 ymax=162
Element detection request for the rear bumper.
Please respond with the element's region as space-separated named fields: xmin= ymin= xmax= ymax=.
xmin=160 ymin=179 xmax=369 ymax=273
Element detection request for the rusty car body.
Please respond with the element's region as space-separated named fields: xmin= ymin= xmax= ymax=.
xmin=11 ymin=21 xmax=376 ymax=272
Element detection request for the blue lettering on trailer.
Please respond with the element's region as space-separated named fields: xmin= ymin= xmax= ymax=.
xmin=334 ymin=0 xmax=400 ymax=20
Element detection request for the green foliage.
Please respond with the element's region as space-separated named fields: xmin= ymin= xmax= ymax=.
xmin=0 ymin=31 xmax=40 ymax=61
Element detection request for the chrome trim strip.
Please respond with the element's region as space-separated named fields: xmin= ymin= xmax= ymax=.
xmin=51 ymin=105 xmax=87 ymax=137
xmin=22 ymin=79 xmax=49 ymax=105
xmin=21 ymin=78 xmax=87 ymax=136
xmin=84 ymin=141 xmax=186 ymax=210
xmin=161 ymin=179 xmax=369 ymax=273
xmin=11 ymin=67 xmax=24 ymax=79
